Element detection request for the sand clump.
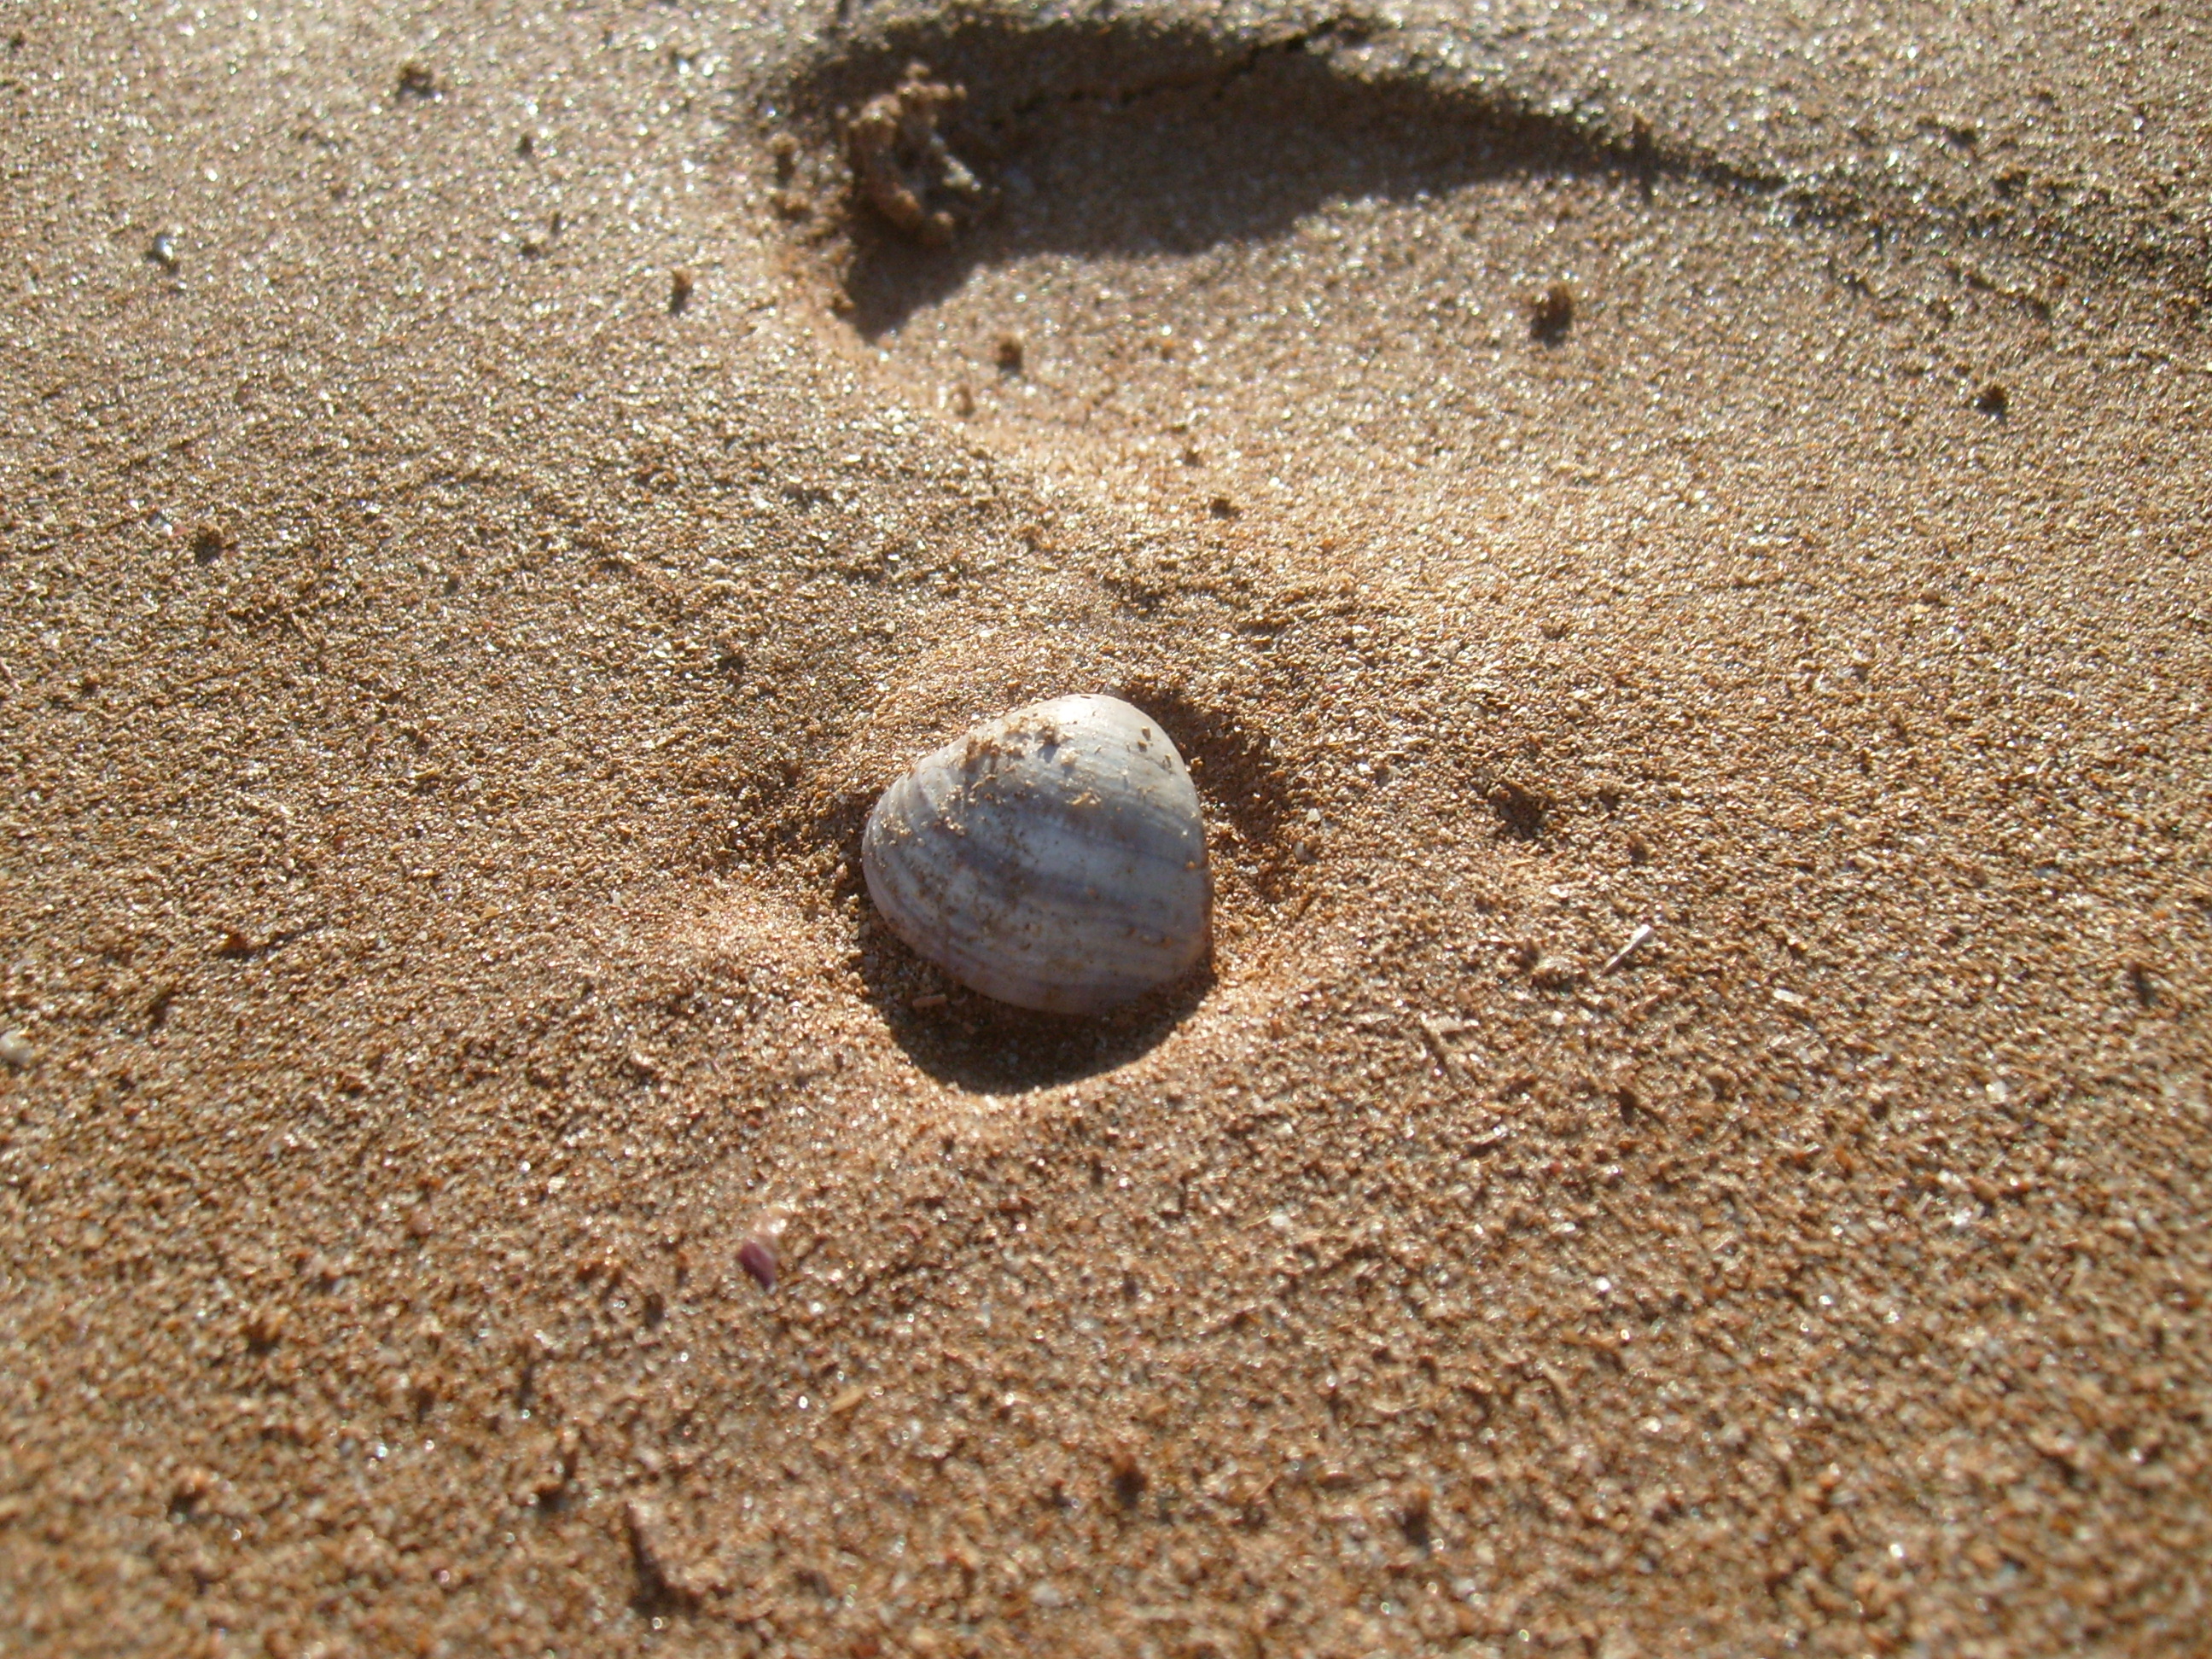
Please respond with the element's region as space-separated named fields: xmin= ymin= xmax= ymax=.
xmin=847 ymin=62 xmax=987 ymax=246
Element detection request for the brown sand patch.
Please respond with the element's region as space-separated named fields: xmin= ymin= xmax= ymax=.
xmin=3 ymin=2 xmax=2209 ymax=1656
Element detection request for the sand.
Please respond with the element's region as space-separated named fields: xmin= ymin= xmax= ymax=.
xmin=3 ymin=1 xmax=2208 ymax=1654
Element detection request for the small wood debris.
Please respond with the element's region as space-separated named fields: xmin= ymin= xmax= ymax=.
xmin=1599 ymin=923 xmax=1654 ymax=975
xmin=2128 ymin=961 xmax=2157 ymax=1008
xmin=668 ymin=267 xmax=694 ymax=315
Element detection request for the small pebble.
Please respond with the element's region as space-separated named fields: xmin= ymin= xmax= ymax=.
xmin=0 ymin=1030 xmax=35 ymax=1069
xmin=147 ymin=232 xmax=178 ymax=274
xmin=737 ymin=1237 xmax=777 ymax=1290
xmin=737 ymin=1212 xmax=787 ymax=1290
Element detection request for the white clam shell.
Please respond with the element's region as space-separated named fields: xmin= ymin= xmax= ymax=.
xmin=862 ymin=695 xmax=1213 ymax=1015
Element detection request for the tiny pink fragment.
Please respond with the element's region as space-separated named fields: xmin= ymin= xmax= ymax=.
xmin=737 ymin=1235 xmax=777 ymax=1291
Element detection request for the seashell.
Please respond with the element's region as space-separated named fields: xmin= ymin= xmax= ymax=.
xmin=862 ymin=695 xmax=1212 ymax=1015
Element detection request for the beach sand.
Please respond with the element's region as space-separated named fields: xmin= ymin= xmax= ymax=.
xmin=3 ymin=1 xmax=2208 ymax=1653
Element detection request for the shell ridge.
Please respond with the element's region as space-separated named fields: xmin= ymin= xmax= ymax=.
xmin=861 ymin=695 xmax=1212 ymax=1016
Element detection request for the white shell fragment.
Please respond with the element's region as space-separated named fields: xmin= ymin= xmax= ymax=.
xmin=862 ymin=695 xmax=1213 ymax=1015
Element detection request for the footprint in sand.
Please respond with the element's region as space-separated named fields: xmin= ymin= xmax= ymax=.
xmin=763 ymin=10 xmax=2075 ymax=579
